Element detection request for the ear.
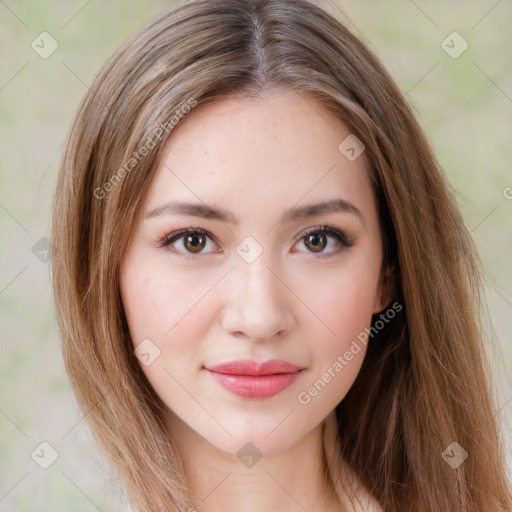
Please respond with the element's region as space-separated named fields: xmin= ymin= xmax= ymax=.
xmin=372 ymin=264 xmax=396 ymax=314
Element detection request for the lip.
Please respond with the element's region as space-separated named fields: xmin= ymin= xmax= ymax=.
xmin=205 ymin=359 xmax=304 ymax=398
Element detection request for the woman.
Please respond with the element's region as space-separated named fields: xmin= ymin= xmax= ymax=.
xmin=51 ymin=1 xmax=511 ymax=511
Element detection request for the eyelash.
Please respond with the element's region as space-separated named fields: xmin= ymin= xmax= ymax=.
xmin=157 ymin=225 xmax=354 ymax=260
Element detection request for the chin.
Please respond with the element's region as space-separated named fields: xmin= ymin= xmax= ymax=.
xmin=213 ymin=433 xmax=299 ymax=461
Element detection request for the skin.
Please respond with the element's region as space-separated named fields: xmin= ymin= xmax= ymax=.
xmin=120 ymin=89 xmax=391 ymax=511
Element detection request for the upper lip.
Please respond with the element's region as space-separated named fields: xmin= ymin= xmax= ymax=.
xmin=206 ymin=359 xmax=304 ymax=376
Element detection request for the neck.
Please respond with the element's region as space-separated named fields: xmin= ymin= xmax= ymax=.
xmin=166 ymin=411 xmax=344 ymax=512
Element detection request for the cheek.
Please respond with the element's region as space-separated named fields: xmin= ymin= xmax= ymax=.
xmin=325 ymin=279 xmax=375 ymax=343
xmin=122 ymin=254 xmax=204 ymax=339
xmin=311 ymin=283 xmax=373 ymax=367
xmin=293 ymin=258 xmax=380 ymax=405
xmin=300 ymin=255 xmax=379 ymax=341
xmin=120 ymin=255 xmax=219 ymax=376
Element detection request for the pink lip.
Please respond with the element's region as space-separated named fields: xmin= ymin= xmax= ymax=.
xmin=205 ymin=359 xmax=304 ymax=398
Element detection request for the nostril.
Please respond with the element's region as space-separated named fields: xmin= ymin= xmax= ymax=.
xmin=248 ymin=330 xmax=285 ymax=342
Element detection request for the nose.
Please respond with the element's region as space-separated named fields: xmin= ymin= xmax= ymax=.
xmin=221 ymin=257 xmax=295 ymax=342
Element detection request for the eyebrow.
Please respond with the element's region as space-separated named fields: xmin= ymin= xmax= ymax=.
xmin=144 ymin=198 xmax=364 ymax=226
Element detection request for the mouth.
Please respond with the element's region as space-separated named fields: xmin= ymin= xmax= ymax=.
xmin=205 ymin=359 xmax=305 ymax=398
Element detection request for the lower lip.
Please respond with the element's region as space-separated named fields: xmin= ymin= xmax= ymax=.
xmin=207 ymin=370 xmax=301 ymax=398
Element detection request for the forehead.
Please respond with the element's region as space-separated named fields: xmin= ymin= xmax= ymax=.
xmin=144 ymin=90 xmax=376 ymax=224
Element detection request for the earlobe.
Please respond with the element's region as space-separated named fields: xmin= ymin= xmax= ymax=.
xmin=373 ymin=264 xmax=396 ymax=314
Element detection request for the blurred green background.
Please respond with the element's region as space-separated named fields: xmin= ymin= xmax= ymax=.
xmin=0 ymin=1 xmax=511 ymax=510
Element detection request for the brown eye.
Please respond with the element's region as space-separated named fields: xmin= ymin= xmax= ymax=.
xmin=183 ymin=233 xmax=206 ymax=253
xmin=159 ymin=228 xmax=217 ymax=257
xmin=304 ymin=232 xmax=327 ymax=252
xmin=293 ymin=226 xmax=354 ymax=256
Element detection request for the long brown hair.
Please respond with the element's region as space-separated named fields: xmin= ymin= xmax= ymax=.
xmin=51 ymin=1 xmax=511 ymax=510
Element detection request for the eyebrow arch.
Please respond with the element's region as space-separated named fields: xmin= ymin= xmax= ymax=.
xmin=144 ymin=198 xmax=364 ymax=226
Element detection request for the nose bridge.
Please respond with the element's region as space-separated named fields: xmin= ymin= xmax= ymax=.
xmin=223 ymin=252 xmax=293 ymax=341
xmin=242 ymin=256 xmax=281 ymax=308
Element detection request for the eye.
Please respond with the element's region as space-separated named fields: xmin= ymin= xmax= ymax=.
xmin=293 ymin=226 xmax=354 ymax=255
xmin=158 ymin=228 xmax=218 ymax=257
xmin=158 ymin=225 xmax=354 ymax=259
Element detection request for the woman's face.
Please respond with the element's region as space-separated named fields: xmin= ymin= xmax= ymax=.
xmin=120 ymin=89 xmax=388 ymax=457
